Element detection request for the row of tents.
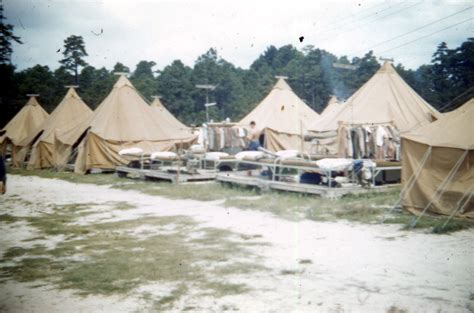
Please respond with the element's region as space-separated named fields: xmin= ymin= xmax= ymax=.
xmin=0 ymin=76 xmax=196 ymax=173
xmin=0 ymin=62 xmax=472 ymax=218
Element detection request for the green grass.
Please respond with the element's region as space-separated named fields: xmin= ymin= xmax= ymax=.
xmin=0 ymin=198 xmax=267 ymax=309
xmin=7 ymin=168 xmax=474 ymax=233
xmin=113 ymin=180 xmax=257 ymax=201
xmin=0 ymin=214 xmax=22 ymax=224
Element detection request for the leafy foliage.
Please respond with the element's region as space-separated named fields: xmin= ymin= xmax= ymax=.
xmin=0 ymin=5 xmax=22 ymax=64
xmin=59 ymin=35 xmax=88 ymax=84
xmin=1 ymin=33 xmax=473 ymax=128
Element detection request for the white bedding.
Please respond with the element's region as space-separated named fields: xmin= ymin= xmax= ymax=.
xmin=204 ymin=152 xmax=229 ymax=161
xmin=151 ymin=151 xmax=178 ymax=160
xmin=118 ymin=147 xmax=144 ymax=156
xmin=275 ymin=149 xmax=299 ymax=159
xmin=235 ymin=151 xmax=264 ymax=160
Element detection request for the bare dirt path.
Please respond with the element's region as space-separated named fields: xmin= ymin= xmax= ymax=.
xmin=1 ymin=175 xmax=473 ymax=312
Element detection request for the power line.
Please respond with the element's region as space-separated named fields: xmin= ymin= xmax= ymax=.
xmin=319 ymin=2 xmax=423 ymax=42
xmin=315 ymin=1 xmax=390 ymax=32
xmin=340 ymin=2 xmax=423 ymax=35
xmin=317 ymin=1 xmax=403 ymax=36
xmin=377 ymin=17 xmax=473 ymax=55
xmin=437 ymin=86 xmax=474 ymax=113
xmin=356 ymin=6 xmax=473 ymax=54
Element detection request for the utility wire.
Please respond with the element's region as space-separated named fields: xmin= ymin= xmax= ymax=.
xmin=316 ymin=1 xmax=402 ymax=36
xmin=319 ymin=2 xmax=423 ymax=42
xmin=437 ymin=86 xmax=474 ymax=113
xmin=315 ymin=1 xmax=390 ymax=32
xmin=356 ymin=6 xmax=473 ymax=54
xmin=378 ymin=17 xmax=473 ymax=55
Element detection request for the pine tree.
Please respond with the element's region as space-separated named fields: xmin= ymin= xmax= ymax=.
xmin=0 ymin=5 xmax=22 ymax=64
xmin=59 ymin=35 xmax=88 ymax=85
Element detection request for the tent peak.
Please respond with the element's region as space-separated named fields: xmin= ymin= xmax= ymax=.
xmin=150 ymin=97 xmax=164 ymax=108
xmin=64 ymin=87 xmax=80 ymax=99
xmin=328 ymin=95 xmax=338 ymax=103
xmin=379 ymin=61 xmax=396 ymax=74
xmin=273 ymin=77 xmax=292 ymax=91
xmin=113 ymin=75 xmax=134 ymax=89
xmin=26 ymin=96 xmax=41 ymax=106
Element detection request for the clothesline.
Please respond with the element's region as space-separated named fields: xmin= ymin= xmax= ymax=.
xmin=337 ymin=124 xmax=401 ymax=160
xmin=197 ymin=125 xmax=249 ymax=151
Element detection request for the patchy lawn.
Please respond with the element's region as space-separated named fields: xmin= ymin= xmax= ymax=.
xmin=0 ymin=199 xmax=267 ymax=310
xmin=7 ymin=168 xmax=474 ymax=233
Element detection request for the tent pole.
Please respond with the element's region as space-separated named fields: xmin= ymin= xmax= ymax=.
xmin=300 ymin=120 xmax=304 ymax=154
xmin=381 ymin=145 xmax=432 ymax=223
xmin=176 ymin=140 xmax=183 ymax=185
xmin=410 ymin=149 xmax=468 ymax=228
xmin=440 ymin=183 xmax=474 ymax=230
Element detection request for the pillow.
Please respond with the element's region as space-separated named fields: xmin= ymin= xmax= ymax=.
xmin=118 ymin=147 xmax=144 ymax=156
xmin=190 ymin=144 xmax=206 ymax=153
xmin=151 ymin=151 xmax=178 ymax=160
xmin=204 ymin=152 xmax=229 ymax=161
xmin=235 ymin=151 xmax=264 ymax=160
xmin=315 ymin=158 xmax=353 ymax=171
xmin=275 ymin=149 xmax=299 ymax=159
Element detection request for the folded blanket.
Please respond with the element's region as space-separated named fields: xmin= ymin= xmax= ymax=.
xmin=315 ymin=158 xmax=353 ymax=171
xmin=190 ymin=144 xmax=206 ymax=154
xmin=235 ymin=151 xmax=264 ymax=160
xmin=275 ymin=149 xmax=299 ymax=159
xmin=118 ymin=147 xmax=144 ymax=156
xmin=204 ymin=152 xmax=229 ymax=161
xmin=151 ymin=151 xmax=178 ymax=160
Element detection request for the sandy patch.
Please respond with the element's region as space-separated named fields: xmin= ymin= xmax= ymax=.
xmin=1 ymin=174 xmax=473 ymax=312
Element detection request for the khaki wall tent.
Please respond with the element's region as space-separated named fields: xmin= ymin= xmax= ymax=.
xmin=239 ymin=78 xmax=320 ymax=152
xmin=0 ymin=96 xmax=49 ymax=165
xmin=73 ymin=75 xmax=196 ymax=173
xmin=308 ymin=62 xmax=441 ymax=156
xmin=14 ymin=88 xmax=94 ymax=169
xmin=401 ymin=98 xmax=474 ymax=219
xmin=307 ymin=96 xmax=345 ymax=155
xmin=319 ymin=96 xmax=342 ymax=117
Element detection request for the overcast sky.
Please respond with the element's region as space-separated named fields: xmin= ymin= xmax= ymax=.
xmin=4 ymin=0 xmax=473 ymax=72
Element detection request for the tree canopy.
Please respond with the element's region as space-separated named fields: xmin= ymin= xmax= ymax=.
xmin=59 ymin=35 xmax=88 ymax=84
xmin=1 ymin=29 xmax=473 ymax=129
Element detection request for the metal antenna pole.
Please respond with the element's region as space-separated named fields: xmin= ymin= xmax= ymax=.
xmin=205 ymin=89 xmax=209 ymax=122
xmin=196 ymin=84 xmax=216 ymax=123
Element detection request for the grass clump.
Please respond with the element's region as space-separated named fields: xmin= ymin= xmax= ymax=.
xmin=0 ymin=214 xmax=22 ymax=224
xmin=113 ymin=180 xmax=256 ymax=202
xmin=8 ymin=168 xmax=474 ymax=233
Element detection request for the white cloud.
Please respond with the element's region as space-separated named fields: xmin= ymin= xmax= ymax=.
xmin=5 ymin=0 xmax=473 ymax=71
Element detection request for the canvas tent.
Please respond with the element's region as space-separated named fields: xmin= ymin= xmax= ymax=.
xmin=308 ymin=62 xmax=441 ymax=156
xmin=401 ymin=98 xmax=474 ymax=219
xmin=73 ymin=75 xmax=196 ymax=173
xmin=0 ymin=96 xmax=49 ymax=165
xmin=17 ymin=88 xmax=93 ymax=169
xmin=307 ymin=96 xmax=345 ymax=155
xmin=239 ymin=78 xmax=320 ymax=151
xmin=320 ymin=96 xmax=342 ymax=117
xmin=150 ymin=97 xmax=190 ymax=132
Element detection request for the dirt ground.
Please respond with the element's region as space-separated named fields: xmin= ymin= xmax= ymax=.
xmin=1 ymin=174 xmax=473 ymax=312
